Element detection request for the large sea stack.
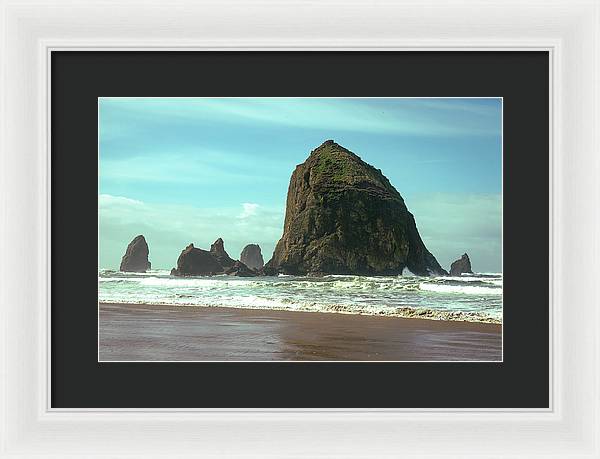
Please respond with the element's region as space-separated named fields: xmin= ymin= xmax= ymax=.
xmin=264 ymin=140 xmax=447 ymax=276
xmin=240 ymin=244 xmax=264 ymax=270
xmin=119 ymin=235 xmax=151 ymax=272
xmin=449 ymin=253 xmax=473 ymax=276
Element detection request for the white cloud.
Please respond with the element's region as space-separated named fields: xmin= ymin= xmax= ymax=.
xmin=99 ymin=194 xmax=144 ymax=207
xmin=238 ymin=203 xmax=259 ymax=219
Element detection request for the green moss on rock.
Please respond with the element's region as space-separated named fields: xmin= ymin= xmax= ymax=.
xmin=264 ymin=140 xmax=447 ymax=277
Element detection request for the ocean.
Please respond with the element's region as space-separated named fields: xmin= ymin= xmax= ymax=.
xmin=99 ymin=269 xmax=502 ymax=323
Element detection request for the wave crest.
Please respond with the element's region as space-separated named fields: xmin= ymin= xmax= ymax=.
xmin=99 ymin=271 xmax=503 ymax=323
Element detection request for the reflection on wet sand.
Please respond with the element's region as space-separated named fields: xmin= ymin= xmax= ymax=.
xmin=99 ymin=303 xmax=502 ymax=362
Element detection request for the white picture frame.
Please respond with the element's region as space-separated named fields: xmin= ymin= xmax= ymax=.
xmin=0 ymin=0 xmax=598 ymax=457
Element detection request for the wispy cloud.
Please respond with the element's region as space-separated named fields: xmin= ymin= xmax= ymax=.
xmin=100 ymin=149 xmax=283 ymax=186
xmin=100 ymin=97 xmax=501 ymax=138
xmin=238 ymin=203 xmax=259 ymax=219
xmin=99 ymin=194 xmax=144 ymax=206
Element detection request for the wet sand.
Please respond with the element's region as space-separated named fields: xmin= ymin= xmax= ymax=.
xmin=99 ymin=303 xmax=502 ymax=361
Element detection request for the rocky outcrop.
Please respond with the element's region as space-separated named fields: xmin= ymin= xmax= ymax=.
xmin=240 ymin=244 xmax=264 ymax=270
xmin=225 ymin=260 xmax=259 ymax=277
xmin=264 ymin=140 xmax=447 ymax=276
xmin=171 ymin=239 xmax=252 ymax=277
xmin=449 ymin=253 xmax=473 ymax=276
xmin=210 ymin=238 xmax=235 ymax=268
xmin=119 ymin=235 xmax=151 ymax=272
xmin=171 ymin=243 xmax=223 ymax=276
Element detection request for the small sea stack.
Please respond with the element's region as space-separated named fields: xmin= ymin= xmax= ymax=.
xmin=171 ymin=243 xmax=222 ymax=276
xmin=119 ymin=235 xmax=151 ymax=272
xmin=171 ymin=238 xmax=255 ymax=277
xmin=240 ymin=244 xmax=264 ymax=270
xmin=449 ymin=253 xmax=473 ymax=276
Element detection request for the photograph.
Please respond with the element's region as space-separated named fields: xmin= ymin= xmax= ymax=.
xmin=7 ymin=0 xmax=600 ymax=452
xmin=98 ymin=97 xmax=503 ymax=362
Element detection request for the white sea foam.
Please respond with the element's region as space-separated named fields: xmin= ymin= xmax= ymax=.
xmin=99 ymin=270 xmax=503 ymax=323
xmin=418 ymin=283 xmax=502 ymax=295
xmin=100 ymin=297 xmax=501 ymax=323
xmin=443 ymin=276 xmax=502 ymax=283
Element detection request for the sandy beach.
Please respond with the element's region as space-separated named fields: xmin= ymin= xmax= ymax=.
xmin=99 ymin=302 xmax=502 ymax=361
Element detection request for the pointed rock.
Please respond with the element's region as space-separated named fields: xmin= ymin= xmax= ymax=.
xmin=265 ymin=140 xmax=447 ymax=276
xmin=449 ymin=253 xmax=473 ymax=276
xmin=119 ymin=235 xmax=151 ymax=272
xmin=209 ymin=238 xmax=235 ymax=268
xmin=240 ymin=244 xmax=264 ymax=270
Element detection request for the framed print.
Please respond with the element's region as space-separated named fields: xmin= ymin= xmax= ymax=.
xmin=53 ymin=51 xmax=545 ymax=409
xmin=1 ymin=0 xmax=599 ymax=458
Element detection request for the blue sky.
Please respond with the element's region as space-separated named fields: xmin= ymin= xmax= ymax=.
xmin=99 ymin=97 xmax=502 ymax=272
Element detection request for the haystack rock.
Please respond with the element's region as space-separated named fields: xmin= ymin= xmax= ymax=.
xmin=209 ymin=238 xmax=235 ymax=268
xmin=225 ymin=260 xmax=259 ymax=277
xmin=119 ymin=235 xmax=151 ymax=272
xmin=264 ymin=140 xmax=447 ymax=276
xmin=171 ymin=243 xmax=223 ymax=276
xmin=449 ymin=253 xmax=473 ymax=276
xmin=240 ymin=244 xmax=264 ymax=270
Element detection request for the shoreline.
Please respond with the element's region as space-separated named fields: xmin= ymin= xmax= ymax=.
xmin=99 ymin=302 xmax=502 ymax=362
xmin=98 ymin=299 xmax=501 ymax=324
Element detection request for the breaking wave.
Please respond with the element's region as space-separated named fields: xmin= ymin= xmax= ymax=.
xmin=418 ymin=283 xmax=502 ymax=296
xmin=98 ymin=269 xmax=503 ymax=323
